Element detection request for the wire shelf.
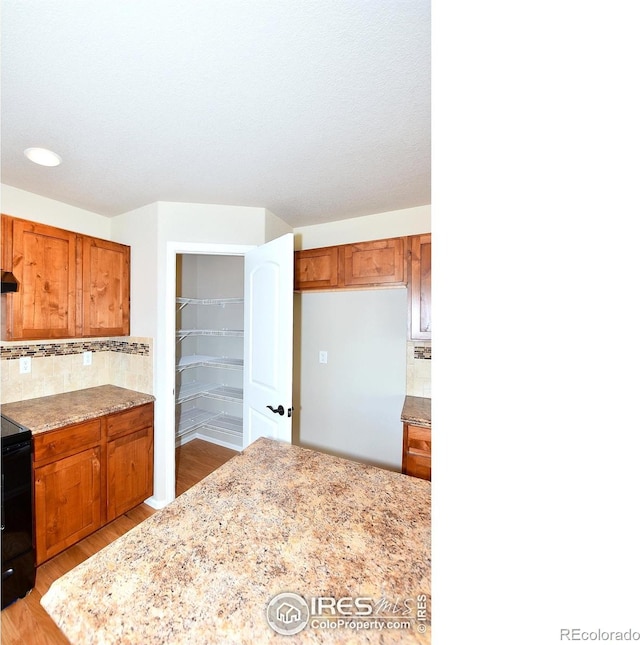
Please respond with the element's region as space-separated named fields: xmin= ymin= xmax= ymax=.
xmin=176 ymin=383 xmax=243 ymax=405
xmin=176 ymin=329 xmax=243 ymax=342
xmin=176 ymin=355 xmax=244 ymax=372
xmin=176 ymin=297 xmax=244 ymax=311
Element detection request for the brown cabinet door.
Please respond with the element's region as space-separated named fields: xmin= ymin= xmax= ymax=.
xmin=409 ymin=234 xmax=431 ymax=340
xmin=34 ymin=446 xmax=102 ymax=565
xmin=1 ymin=214 xmax=13 ymax=270
xmin=343 ymin=238 xmax=406 ymax=287
xmin=4 ymin=218 xmax=77 ymax=340
xmin=80 ymin=236 xmax=130 ymax=336
xmin=294 ymin=246 xmax=339 ymax=290
xmin=402 ymin=423 xmax=431 ymax=481
xmin=106 ymin=426 xmax=153 ymax=521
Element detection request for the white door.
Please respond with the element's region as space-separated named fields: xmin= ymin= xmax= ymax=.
xmin=243 ymin=233 xmax=294 ymax=447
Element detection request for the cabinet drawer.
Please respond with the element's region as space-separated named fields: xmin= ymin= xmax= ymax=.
xmin=405 ymin=452 xmax=431 ymax=481
xmin=407 ymin=424 xmax=431 ymax=455
xmin=33 ymin=419 xmax=101 ymax=465
xmin=107 ymin=403 xmax=154 ymax=439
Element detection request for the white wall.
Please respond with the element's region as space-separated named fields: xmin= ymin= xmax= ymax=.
xmin=298 ymin=289 xmax=407 ymax=470
xmin=1 ymin=184 xmax=111 ymax=238
xmin=157 ymin=202 xmax=267 ymax=245
xmin=295 ymin=205 xmax=430 ymax=250
xmin=292 ymin=205 xmax=430 ymax=471
xmin=111 ymin=202 xmax=159 ymax=338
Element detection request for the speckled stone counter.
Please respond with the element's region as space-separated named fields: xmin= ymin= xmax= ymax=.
xmin=401 ymin=396 xmax=431 ymax=427
xmin=0 ymin=385 xmax=154 ymax=435
xmin=41 ymin=437 xmax=431 ymax=644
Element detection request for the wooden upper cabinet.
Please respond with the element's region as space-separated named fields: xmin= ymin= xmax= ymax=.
xmin=343 ymin=238 xmax=405 ymax=287
xmin=80 ymin=236 xmax=130 ymax=336
xmin=294 ymin=246 xmax=339 ymax=290
xmin=409 ymin=233 xmax=431 ymax=340
xmin=294 ymin=236 xmax=406 ymax=291
xmin=3 ymin=217 xmax=77 ymax=340
xmin=1 ymin=213 xmax=12 ymax=270
xmin=1 ymin=214 xmax=130 ymax=340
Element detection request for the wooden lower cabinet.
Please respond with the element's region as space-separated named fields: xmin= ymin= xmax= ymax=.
xmin=107 ymin=427 xmax=154 ymax=522
xmin=32 ymin=403 xmax=154 ymax=565
xmin=402 ymin=423 xmax=431 ymax=481
xmin=33 ymin=446 xmax=102 ymax=565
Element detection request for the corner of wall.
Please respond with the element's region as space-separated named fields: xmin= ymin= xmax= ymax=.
xmin=264 ymin=209 xmax=293 ymax=242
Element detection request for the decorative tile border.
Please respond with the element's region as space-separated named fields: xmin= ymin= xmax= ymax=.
xmin=108 ymin=341 xmax=150 ymax=356
xmin=414 ymin=345 xmax=431 ymax=360
xmin=1 ymin=339 xmax=150 ymax=360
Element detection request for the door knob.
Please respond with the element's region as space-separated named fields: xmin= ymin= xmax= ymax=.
xmin=267 ymin=404 xmax=285 ymax=416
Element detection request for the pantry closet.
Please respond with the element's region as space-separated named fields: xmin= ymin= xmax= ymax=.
xmin=175 ymin=253 xmax=244 ymax=450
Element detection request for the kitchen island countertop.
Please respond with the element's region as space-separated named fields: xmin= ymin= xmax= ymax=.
xmin=41 ymin=437 xmax=431 ymax=644
xmin=0 ymin=384 xmax=154 ymax=435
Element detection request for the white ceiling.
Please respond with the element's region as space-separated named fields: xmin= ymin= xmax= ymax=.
xmin=0 ymin=1 xmax=430 ymax=228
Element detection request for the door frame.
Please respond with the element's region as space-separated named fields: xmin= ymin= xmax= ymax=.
xmin=159 ymin=241 xmax=255 ymax=508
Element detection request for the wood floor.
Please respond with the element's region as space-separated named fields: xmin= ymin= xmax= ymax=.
xmin=0 ymin=439 xmax=238 ymax=645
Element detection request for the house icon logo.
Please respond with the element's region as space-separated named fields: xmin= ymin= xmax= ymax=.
xmin=277 ymin=602 xmax=302 ymax=624
xmin=266 ymin=592 xmax=310 ymax=635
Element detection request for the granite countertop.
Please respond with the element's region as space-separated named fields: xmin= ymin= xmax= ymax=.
xmin=41 ymin=437 xmax=431 ymax=644
xmin=401 ymin=396 xmax=431 ymax=427
xmin=0 ymin=385 xmax=155 ymax=435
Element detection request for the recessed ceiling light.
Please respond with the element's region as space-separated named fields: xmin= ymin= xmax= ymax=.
xmin=24 ymin=147 xmax=62 ymax=167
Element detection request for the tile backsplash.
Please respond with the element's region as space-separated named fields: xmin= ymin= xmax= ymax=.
xmin=0 ymin=337 xmax=153 ymax=404
xmin=406 ymin=341 xmax=431 ymax=398
xmin=2 ymin=336 xmax=430 ymax=404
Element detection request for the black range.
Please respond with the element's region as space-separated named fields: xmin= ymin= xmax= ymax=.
xmin=1 ymin=413 xmax=36 ymax=609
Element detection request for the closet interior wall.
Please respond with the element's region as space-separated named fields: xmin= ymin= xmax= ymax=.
xmin=175 ymin=253 xmax=244 ymax=450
